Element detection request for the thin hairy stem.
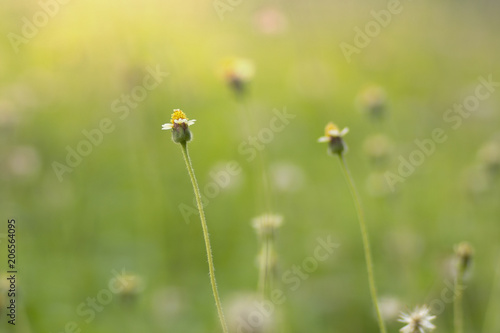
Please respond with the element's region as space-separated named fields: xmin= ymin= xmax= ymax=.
xmin=454 ymin=265 xmax=465 ymax=333
xmin=180 ymin=142 xmax=229 ymax=333
xmin=338 ymin=155 xmax=386 ymax=333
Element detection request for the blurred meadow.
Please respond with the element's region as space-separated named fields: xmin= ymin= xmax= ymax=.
xmin=1 ymin=0 xmax=500 ymax=332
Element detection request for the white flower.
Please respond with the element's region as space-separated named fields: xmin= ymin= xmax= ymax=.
xmin=161 ymin=109 xmax=196 ymax=130
xmin=317 ymin=122 xmax=349 ymax=142
xmin=252 ymin=214 xmax=283 ymax=237
xmin=399 ymin=306 xmax=436 ymax=333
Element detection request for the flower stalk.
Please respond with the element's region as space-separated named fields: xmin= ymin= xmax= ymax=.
xmin=338 ymin=155 xmax=386 ymax=333
xmin=180 ymin=142 xmax=229 ymax=333
xmin=253 ymin=214 xmax=282 ymax=299
xmin=162 ymin=109 xmax=228 ymax=333
xmin=454 ymin=242 xmax=473 ymax=333
xmin=319 ymin=122 xmax=386 ymax=333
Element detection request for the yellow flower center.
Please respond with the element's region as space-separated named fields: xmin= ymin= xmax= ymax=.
xmin=171 ymin=109 xmax=188 ymax=124
xmin=325 ymin=122 xmax=338 ymax=136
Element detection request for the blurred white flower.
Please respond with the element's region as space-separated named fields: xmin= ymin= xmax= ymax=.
xmin=0 ymin=100 xmax=19 ymax=128
xmin=8 ymin=146 xmax=41 ymax=177
xmin=270 ymin=162 xmax=305 ymax=192
xmin=152 ymin=287 xmax=185 ymax=320
xmin=477 ymin=140 xmax=500 ymax=173
xmin=399 ymin=306 xmax=436 ymax=333
xmin=252 ymin=214 xmax=283 ymax=238
xmin=253 ymin=7 xmax=288 ymax=35
xmin=379 ymin=296 xmax=402 ymax=321
xmin=356 ymin=85 xmax=387 ymax=120
xmin=226 ymin=293 xmax=274 ymax=333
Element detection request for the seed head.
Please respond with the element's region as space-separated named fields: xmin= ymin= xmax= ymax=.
xmin=398 ymin=306 xmax=436 ymax=333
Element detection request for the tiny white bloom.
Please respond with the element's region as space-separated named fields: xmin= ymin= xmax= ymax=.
xmin=399 ymin=306 xmax=436 ymax=333
xmin=317 ymin=123 xmax=349 ymax=142
xmin=252 ymin=214 xmax=283 ymax=237
xmin=318 ymin=122 xmax=349 ymax=155
xmin=161 ymin=109 xmax=196 ymax=131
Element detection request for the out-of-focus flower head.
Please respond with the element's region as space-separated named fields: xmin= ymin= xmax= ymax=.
xmin=270 ymin=162 xmax=305 ymax=193
xmin=252 ymin=214 xmax=283 ymax=238
xmin=477 ymin=140 xmax=500 ymax=175
xmin=219 ymin=57 xmax=255 ymax=95
xmin=379 ymin=296 xmax=403 ymax=321
xmin=454 ymin=242 xmax=473 ymax=273
xmin=398 ymin=306 xmax=436 ymax=333
xmin=253 ymin=7 xmax=288 ymax=35
xmin=363 ymin=134 xmax=394 ymax=167
xmin=357 ymin=85 xmax=387 ymax=120
xmin=318 ymin=122 xmax=349 ymax=156
xmin=226 ymin=293 xmax=274 ymax=333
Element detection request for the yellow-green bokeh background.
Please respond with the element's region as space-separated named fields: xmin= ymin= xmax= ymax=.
xmin=1 ymin=0 xmax=500 ymax=332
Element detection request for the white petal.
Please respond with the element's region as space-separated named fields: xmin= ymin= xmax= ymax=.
xmin=162 ymin=123 xmax=173 ymax=130
xmin=188 ymin=119 xmax=196 ymax=126
xmin=318 ymin=136 xmax=330 ymax=143
xmin=340 ymin=127 xmax=349 ymax=136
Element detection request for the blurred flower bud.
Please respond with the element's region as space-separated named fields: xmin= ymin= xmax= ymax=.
xmin=477 ymin=140 xmax=500 ymax=175
xmin=356 ymin=86 xmax=387 ymax=120
xmin=117 ymin=274 xmax=143 ymax=302
xmin=252 ymin=214 xmax=283 ymax=239
xmin=219 ymin=58 xmax=255 ymax=96
xmin=363 ymin=134 xmax=394 ymax=167
xmin=455 ymin=242 xmax=473 ymax=273
xmin=318 ymin=123 xmax=349 ymax=156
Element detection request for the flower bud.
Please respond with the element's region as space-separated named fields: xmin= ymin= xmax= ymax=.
xmin=172 ymin=123 xmax=192 ymax=144
xmin=455 ymin=242 xmax=473 ymax=272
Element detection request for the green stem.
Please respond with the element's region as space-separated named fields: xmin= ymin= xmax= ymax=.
xmin=454 ymin=265 xmax=465 ymax=333
xmin=180 ymin=142 xmax=229 ymax=333
xmin=257 ymin=237 xmax=267 ymax=298
xmin=338 ymin=155 xmax=386 ymax=333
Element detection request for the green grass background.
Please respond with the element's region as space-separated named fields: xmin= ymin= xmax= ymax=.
xmin=1 ymin=0 xmax=500 ymax=332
